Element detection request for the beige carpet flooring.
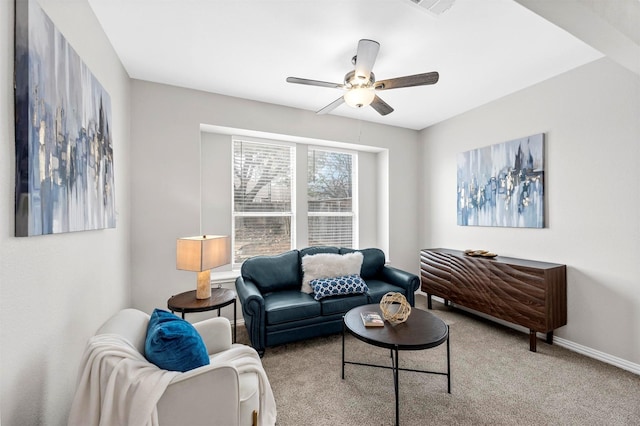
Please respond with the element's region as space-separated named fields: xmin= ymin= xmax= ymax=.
xmin=237 ymin=294 xmax=640 ymax=425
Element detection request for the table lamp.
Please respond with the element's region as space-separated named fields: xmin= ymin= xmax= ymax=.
xmin=176 ymin=235 xmax=231 ymax=299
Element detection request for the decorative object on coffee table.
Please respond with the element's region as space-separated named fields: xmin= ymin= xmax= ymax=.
xmin=360 ymin=311 xmax=384 ymax=327
xmin=176 ymin=235 xmax=230 ymax=299
xmin=379 ymin=292 xmax=411 ymax=325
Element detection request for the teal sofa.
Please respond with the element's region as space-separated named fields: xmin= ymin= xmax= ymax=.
xmin=235 ymin=246 xmax=420 ymax=356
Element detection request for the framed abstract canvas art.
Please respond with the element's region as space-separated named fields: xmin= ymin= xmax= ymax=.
xmin=14 ymin=0 xmax=115 ymax=236
xmin=457 ymin=133 xmax=544 ymax=228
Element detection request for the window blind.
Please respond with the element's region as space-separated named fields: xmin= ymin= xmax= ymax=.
xmin=233 ymin=139 xmax=294 ymax=263
xmin=307 ymin=148 xmax=355 ymax=247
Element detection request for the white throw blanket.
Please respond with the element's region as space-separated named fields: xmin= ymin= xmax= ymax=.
xmin=68 ymin=334 xmax=277 ymax=426
xmin=214 ymin=344 xmax=278 ymax=426
xmin=68 ymin=334 xmax=179 ymax=426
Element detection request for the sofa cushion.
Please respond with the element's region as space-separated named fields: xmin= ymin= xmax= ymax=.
xmin=298 ymin=246 xmax=340 ymax=293
xmin=311 ymin=274 xmax=369 ymax=301
xmin=145 ymin=309 xmax=210 ymax=372
xmin=264 ymin=290 xmax=321 ymax=325
xmin=365 ymin=279 xmax=405 ymax=304
xmin=301 ymin=252 xmax=363 ymax=294
xmin=339 ymin=248 xmax=385 ymax=279
xmin=241 ymin=250 xmax=301 ymax=293
xmin=320 ymin=292 xmax=369 ymax=316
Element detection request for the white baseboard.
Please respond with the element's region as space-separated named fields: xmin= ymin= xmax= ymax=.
xmin=426 ymin=296 xmax=640 ymax=376
xmin=553 ymin=337 xmax=640 ymax=375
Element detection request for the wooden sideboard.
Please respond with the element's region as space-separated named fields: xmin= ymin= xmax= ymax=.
xmin=420 ymin=248 xmax=567 ymax=351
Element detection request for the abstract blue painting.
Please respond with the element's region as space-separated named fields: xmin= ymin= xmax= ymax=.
xmin=14 ymin=0 xmax=115 ymax=236
xmin=457 ymin=133 xmax=544 ymax=228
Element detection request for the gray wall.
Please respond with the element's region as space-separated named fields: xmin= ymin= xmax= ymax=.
xmin=130 ymin=80 xmax=420 ymax=317
xmin=0 ymin=0 xmax=131 ymax=424
xmin=419 ymin=57 xmax=640 ymax=368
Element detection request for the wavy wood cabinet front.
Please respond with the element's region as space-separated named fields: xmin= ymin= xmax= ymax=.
xmin=420 ymin=248 xmax=567 ymax=351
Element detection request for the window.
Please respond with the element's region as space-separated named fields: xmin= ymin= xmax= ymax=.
xmin=231 ymin=139 xmax=358 ymax=265
xmin=307 ymin=148 xmax=356 ymax=247
xmin=232 ymin=139 xmax=295 ymax=264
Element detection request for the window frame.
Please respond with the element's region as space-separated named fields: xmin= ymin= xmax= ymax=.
xmin=231 ymin=137 xmax=296 ymax=267
xmin=307 ymin=145 xmax=359 ymax=248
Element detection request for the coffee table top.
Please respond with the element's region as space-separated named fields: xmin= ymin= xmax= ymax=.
xmin=344 ymin=304 xmax=448 ymax=350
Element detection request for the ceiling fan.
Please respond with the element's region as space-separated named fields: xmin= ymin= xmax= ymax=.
xmin=286 ymin=39 xmax=439 ymax=116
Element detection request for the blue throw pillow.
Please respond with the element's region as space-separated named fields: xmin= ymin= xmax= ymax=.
xmin=145 ymin=309 xmax=210 ymax=372
xmin=311 ymin=274 xmax=369 ymax=301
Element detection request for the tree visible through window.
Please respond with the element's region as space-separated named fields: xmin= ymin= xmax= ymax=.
xmin=308 ymin=148 xmax=355 ymax=247
xmin=233 ymin=139 xmax=295 ymax=264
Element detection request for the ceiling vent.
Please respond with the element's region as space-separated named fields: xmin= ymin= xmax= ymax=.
xmin=406 ymin=0 xmax=456 ymax=16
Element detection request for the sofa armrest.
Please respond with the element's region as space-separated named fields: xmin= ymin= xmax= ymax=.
xmin=380 ymin=266 xmax=420 ymax=306
xmin=235 ymin=276 xmax=265 ymax=315
xmin=158 ymin=364 xmax=240 ymax=426
xmin=193 ymin=317 xmax=232 ymax=355
xmin=235 ymin=276 xmax=266 ymax=354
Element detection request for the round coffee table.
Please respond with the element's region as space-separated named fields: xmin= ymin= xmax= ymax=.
xmin=342 ymin=304 xmax=450 ymax=426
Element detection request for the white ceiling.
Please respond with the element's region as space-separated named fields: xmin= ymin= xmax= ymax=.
xmin=87 ymin=0 xmax=603 ymax=130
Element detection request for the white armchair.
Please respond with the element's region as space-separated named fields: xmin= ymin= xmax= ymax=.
xmin=72 ymin=308 xmax=275 ymax=426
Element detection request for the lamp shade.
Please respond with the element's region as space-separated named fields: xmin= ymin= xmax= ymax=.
xmin=344 ymin=87 xmax=375 ymax=108
xmin=176 ymin=235 xmax=231 ymax=272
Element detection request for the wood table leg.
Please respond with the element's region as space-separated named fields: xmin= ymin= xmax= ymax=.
xmin=529 ymin=330 xmax=537 ymax=352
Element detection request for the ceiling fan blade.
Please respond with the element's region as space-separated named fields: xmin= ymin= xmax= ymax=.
xmin=354 ymin=39 xmax=380 ymax=82
xmin=374 ymin=72 xmax=439 ymax=90
xmin=370 ymin=95 xmax=394 ymax=116
xmin=286 ymin=77 xmax=344 ymax=89
xmin=316 ymin=96 xmax=345 ymax=115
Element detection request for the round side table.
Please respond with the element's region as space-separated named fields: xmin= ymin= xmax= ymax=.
xmin=168 ymin=287 xmax=237 ymax=342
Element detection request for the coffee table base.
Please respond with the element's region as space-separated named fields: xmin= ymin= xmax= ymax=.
xmin=341 ymin=322 xmax=451 ymax=426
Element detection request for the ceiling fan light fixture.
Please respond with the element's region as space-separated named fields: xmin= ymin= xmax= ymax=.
xmin=344 ymin=86 xmax=375 ymax=108
xmin=286 ymin=39 xmax=439 ymax=116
